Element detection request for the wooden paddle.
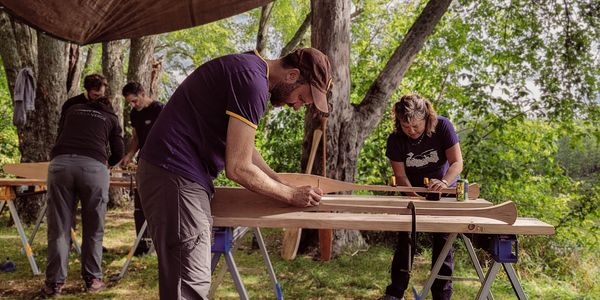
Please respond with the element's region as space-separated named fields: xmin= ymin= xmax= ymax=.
xmin=312 ymin=200 xmax=517 ymax=224
xmin=280 ymin=129 xmax=323 ymax=261
xmin=318 ymin=117 xmax=333 ymax=262
xmin=211 ymin=187 xmax=518 ymax=225
xmin=279 ymin=173 xmax=480 ymax=199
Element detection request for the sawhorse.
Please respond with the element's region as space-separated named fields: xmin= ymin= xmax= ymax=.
xmin=419 ymin=233 xmax=526 ymax=300
xmin=0 ymin=186 xmax=40 ymax=275
xmin=117 ymin=222 xmax=283 ymax=300
xmin=211 ymin=227 xmax=283 ymax=300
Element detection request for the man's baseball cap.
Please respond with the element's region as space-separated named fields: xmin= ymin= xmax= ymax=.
xmin=288 ymin=48 xmax=333 ymax=113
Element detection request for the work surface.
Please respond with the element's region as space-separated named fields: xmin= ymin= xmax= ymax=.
xmin=211 ymin=187 xmax=554 ymax=235
xmin=0 ymin=177 xmax=554 ymax=236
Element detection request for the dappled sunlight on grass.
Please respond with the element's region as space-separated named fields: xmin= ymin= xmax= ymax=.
xmin=1 ymin=208 xmax=597 ymax=299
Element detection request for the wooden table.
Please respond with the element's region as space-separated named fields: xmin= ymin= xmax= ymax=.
xmin=1 ymin=178 xmax=554 ymax=299
xmin=0 ymin=178 xmax=133 ymax=275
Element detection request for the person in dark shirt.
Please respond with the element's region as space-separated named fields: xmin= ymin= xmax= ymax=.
xmin=120 ymin=82 xmax=164 ymax=256
xmin=57 ymin=74 xmax=108 ymax=137
xmin=41 ymin=97 xmax=124 ymax=297
xmin=137 ymin=48 xmax=332 ymax=299
xmin=380 ymin=94 xmax=463 ymax=300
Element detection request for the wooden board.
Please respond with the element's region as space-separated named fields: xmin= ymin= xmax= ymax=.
xmin=321 ymin=195 xmax=492 ymax=208
xmin=211 ymin=187 xmax=516 ymax=224
xmin=213 ymin=214 xmax=554 ymax=235
xmin=279 ymin=172 xmax=480 ymax=199
xmin=211 ymin=188 xmax=553 ymax=235
xmin=3 ymin=162 xmax=134 ymax=181
xmin=0 ymin=177 xmax=132 ymax=189
xmin=3 ymin=162 xmax=48 ymax=179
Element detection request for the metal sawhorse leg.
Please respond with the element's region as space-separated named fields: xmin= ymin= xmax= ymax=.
xmin=118 ymin=223 xmax=283 ymax=300
xmin=419 ymin=233 xmax=526 ymax=300
xmin=210 ymin=227 xmax=283 ymax=300
xmin=116 ymin=220 xmax=151 ymax=280
xmin=0 ymin=197 xmax=40 ymax=275
xmin=28 ymin=195 xmax=82 ymax=256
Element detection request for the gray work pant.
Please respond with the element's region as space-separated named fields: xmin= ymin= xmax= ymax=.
xmin=137 ymin=159 xmax=213 ymax=300
xmin=45 ymin=154 xmax=109 ymax=284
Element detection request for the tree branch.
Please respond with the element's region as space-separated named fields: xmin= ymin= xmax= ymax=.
xmin=280 ymin=12 xmax=311 ymax=57
xmin=357 ymin=0 xmax=454 ymax=138
xmin=256 ymin=2 xmax=274 ymax=56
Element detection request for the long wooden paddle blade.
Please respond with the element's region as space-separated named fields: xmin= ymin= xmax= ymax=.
xmin=281 ymin=228 xmax=302 ymax=260
xmin=278 ymin=173 xmax=480 ymax=199
xmin=212 ymin=188 xmax=517 ymax=225
xmin=308 ymin=201 xmax=517 ymax=224
xmin=3 ymin=162 xmax=49 ymax=180
xmin=281 ymin=129 xmax=323 ymax=261
xmin=468 ymin=183 xmax=480 ymax=199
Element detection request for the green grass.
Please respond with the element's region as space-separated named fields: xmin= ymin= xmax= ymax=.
xmin=0 ymin=208 xmax=597 ymax=299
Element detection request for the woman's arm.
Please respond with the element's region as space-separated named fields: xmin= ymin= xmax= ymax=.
xmin=390 ymin=160 xmax=419 ymax=197
xmin=428 ymin=143 xmax=464 ymax=191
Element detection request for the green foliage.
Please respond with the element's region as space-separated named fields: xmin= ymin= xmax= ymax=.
xmin=0 ymin=60 xmax=20 ymax=171
xmin=256 ymin=107 xmax=305 ymax=173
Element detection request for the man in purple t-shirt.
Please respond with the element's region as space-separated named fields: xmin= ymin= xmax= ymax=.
xmin=381 ymin=94 xmax=463 ymax=300
xmin=137 ymin=48 xmax=332 ymax=299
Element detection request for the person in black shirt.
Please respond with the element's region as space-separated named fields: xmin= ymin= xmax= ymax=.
xmin=41 ymin=96 xmax=124 ymax=297
xmin=57 ymin=74 xmax=108 ymax=136
xmin=120 ymin=82 xmax=164 ymax=256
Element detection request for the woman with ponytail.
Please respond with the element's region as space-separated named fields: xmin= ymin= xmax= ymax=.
xmin=380 ymin=94 xmax=463 ymax=300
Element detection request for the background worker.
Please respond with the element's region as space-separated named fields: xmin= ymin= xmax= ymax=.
xmin=42 ymin=96 xmax=123 ymax=297
xmin=381 ymin=94 xmax=463 ymax=300
xmin=58 ymin=74 xmax=108 ymax=130
xmin=137 ymin=48 xmax=332 ymax=299
xmin=120 ymin=82 xmax=164 ymax=256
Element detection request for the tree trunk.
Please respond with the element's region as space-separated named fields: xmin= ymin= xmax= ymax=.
xmin=0 ymin=11 xmax=37 ymax=98
xmin=102 ymin=40 xmax=128 ymax=208
xmin=256 ymin=2 xmax=274 ymax=56
xmin=124 ymin=36 xmax=158 ymax=141
xmin=149 ymin=57 xmax=163 ymax=100
xmin=127 ymin=36 xmax=157 ymax=91
xmin=66 ymin=44 xmax=83 ymax=99
xmin=302 ymin=0 xmax=453 ymax=256
xmin=83 ymin=45 xmax=96 ymax=74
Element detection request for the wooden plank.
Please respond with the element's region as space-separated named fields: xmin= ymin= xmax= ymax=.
xmin=321 ymin=195 xmax=492 ymax=208
xmin=0 ymin=178 xmax=132 ymax=188
xmin=211 ymin=188 xmax=516 ymax=224
xmin=213 ymin=214 xmax=554 ymax=235
xmin=278 ymin=173 xmax=480 ymax=199
xmin=3 ymin=162 xmax=48 ymax=180
xmin=3 ymin=162 xmax=133 ymax=181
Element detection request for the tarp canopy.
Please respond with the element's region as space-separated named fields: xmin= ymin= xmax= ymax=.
xmin=0 ymin=0 xmax=273 ymax=45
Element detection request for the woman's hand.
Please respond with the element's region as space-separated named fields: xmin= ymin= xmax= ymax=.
xmin=427 ymin=178 xmax=448 ymax=191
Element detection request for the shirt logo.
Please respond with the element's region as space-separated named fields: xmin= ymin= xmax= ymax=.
xmin=406 ymin=149 xmax=439 ymax=168
xmin=145 ymin=120 xmax=152 ymax=125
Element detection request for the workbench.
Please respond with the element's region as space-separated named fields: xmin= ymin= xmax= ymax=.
xmin=0 ymin=176 xmax=554 ymax=299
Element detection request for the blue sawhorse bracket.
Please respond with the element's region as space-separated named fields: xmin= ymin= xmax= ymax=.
xmin=419 ymin=233 xmax=526 ymax=300
xmin=118 ymin=224 xmax=283 ymax=300
xmin=210 ymin=227 xmax=283 ymax=300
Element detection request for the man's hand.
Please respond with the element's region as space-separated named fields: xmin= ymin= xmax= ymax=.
xmin=289 ymin=186 xmax=323 ymax=207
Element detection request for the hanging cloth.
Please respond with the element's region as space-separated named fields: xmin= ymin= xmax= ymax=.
xmin=13 ymin=67 xmax=36 ymax=126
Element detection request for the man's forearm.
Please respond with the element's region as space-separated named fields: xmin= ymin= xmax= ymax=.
xmin=227 ymin=162 xmax=292 ymax=203
xmin=252 ymin=148 xmax=282 ymax=183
